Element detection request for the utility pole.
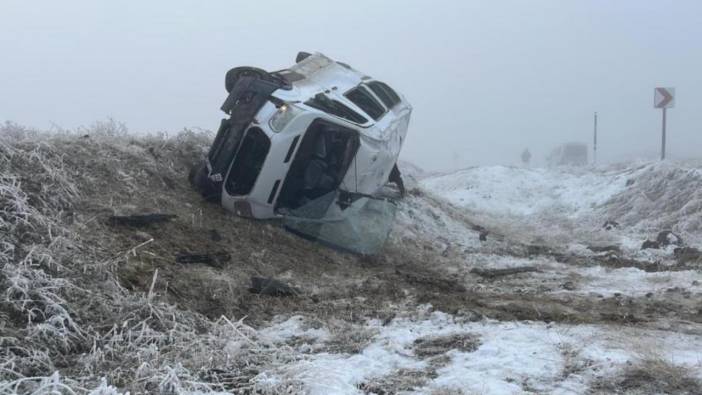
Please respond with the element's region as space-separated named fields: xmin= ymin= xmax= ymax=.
xmin=593 ymin=112 xmax=598 ymax=164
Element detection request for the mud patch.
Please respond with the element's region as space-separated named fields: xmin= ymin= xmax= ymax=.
xmin=555 ymin=252 xmax=682 ymax=273
xmin=358 ymin=368 xmax=437 ymax=394
xmin=413 ymin=332 xmax=481 ymax=358
xmin=590 ymin=359 xmax=702 ymax=395
xmin=324 ymin=322 xmax=379 ymax=354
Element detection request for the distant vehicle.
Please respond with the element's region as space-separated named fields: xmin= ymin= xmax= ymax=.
xmin=191 ymin=52 xmax=412 ymax=254
xmin=546 ymin=142 xmax=588 ymax=167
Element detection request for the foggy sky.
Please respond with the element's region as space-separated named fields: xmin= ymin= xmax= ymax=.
xmin=2 ymin=1 xmax=701 ymax=171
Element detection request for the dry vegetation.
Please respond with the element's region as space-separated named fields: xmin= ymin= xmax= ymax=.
xmin=0 ymin=121 xmax=309 ymax=393
xmin=590 ymin=358 xmax=702 ymax=395
xmin=2 ymin=121 xmax=702 ymax=394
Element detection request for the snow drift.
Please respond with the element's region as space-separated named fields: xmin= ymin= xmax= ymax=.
xmin=421 ymin=163 xmax=702 ymax=247
xmin=603 ymin=162 xmax=702 ymax=236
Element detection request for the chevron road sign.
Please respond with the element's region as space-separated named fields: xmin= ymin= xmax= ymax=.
xmin=654 ymin=87 xmax=675 ymax=160
xmin=654 ymin=87 xmax=675 ymax=108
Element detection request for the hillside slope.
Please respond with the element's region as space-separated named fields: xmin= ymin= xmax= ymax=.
xmin=2 ymin=122 xmax=702 ymax=394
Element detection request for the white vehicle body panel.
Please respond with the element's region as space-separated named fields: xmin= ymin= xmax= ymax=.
xmin=219 ymin=53 xmax=412 ymax=219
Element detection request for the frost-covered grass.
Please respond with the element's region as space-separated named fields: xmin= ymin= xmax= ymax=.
xmin=0 ymin=121 xmax=304 ymax=394
xmin=3 ymin=121 xmax=702 ymax=394
xmin=1 ymin=123 xmax=87 ymax=387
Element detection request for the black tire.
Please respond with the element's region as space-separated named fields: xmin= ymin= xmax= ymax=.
xmin=224 ymin=67 xmax=267 ymax=93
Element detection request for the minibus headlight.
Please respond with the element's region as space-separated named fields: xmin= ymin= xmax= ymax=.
xmin=269 ymin=104 xmax=300 ymax=132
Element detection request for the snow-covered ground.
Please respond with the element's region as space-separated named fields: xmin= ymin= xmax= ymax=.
xmin=255 ymin=309 xmax=702 ymax=394
xmin=422 ymin=163 xmax=702 ymax=251
xmin=246 ymin=162 xmax=702 ymax=395
xmin=4 ymin=124 xmax=701 ymax=395
xmin=422 ymin=166 xmax=629 ymax=218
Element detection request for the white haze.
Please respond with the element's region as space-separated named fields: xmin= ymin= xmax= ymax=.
xmin=1 ymin=0 xmax=701 ymax=171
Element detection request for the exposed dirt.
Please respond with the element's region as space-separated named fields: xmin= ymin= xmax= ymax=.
xmin=96 ymin=184 xmax=702 ymax=334
xmin=3 ymin=124 xmax=702 ymax=393
xmin=413 ymin=333 xmax=481 ymax=357
xmin=589 ymin=359 xmax=702 ymax=395
xmin=358 ymin=368 xmax=438 ymax=394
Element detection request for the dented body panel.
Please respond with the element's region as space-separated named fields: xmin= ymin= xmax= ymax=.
xmin=194 ymin=53 xmax=412 ymax=220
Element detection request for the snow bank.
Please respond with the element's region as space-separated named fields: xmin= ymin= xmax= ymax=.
xmin=422 ymin=166 xmax=630 ymax=218
xmin=390 ymin=192 xmax=481 ymax=253
xmin=603 ymin=162 xmax=702 ymax=239
xmin=421 ymin=162 xmax=702 ymax=248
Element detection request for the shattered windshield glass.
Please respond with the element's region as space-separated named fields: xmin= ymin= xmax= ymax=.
xmin=304 ymin=94 xmax=368 ymax=124
xmin=283 ymin=191 xmax=397 ymax=255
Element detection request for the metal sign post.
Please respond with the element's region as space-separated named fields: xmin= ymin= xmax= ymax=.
xmin=661 ymin=107 xmax=667 ymax=160
xmin=593 ymin=112 xmax=597 ymax=164
xmin=654 ymin=87 xmax=675 ymax=160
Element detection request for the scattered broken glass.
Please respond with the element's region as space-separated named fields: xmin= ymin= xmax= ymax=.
xmin=284 ymin=191 xmax=397 ymax=255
